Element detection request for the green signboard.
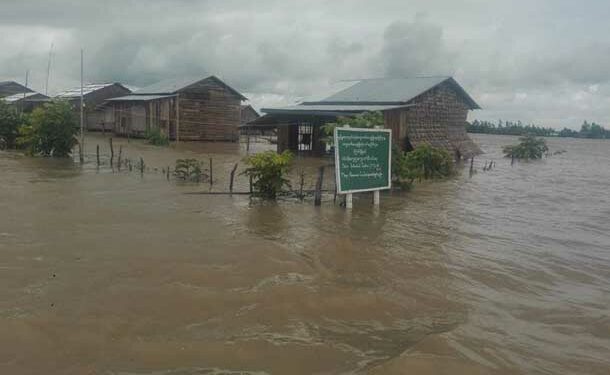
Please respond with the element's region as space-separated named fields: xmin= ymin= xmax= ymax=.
xmin=334 ymin=127 xmax=392 ymax=194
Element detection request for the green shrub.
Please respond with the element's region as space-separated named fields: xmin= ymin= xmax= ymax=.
xmin=321 ymin=111 xmax=384 ymax=146
xmin=17 ymin=100 xmax=77 ymax=157
xmin=503 ymin=134 xmax=548 ymax=160
xmin=393 ymin=143 xmax=454 ymax=188
xmin=0 ymin=101 xmax=22 ymax=149
xmin=243 ymin=150 xmax=293 ymax=199
xmin=174 ymin=159 xmax=207 ymax=182
xmin=145 ymin=128 xmax=169 ymax=146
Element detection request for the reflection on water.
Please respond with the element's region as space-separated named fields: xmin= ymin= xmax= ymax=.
xmin=0 ymin=133 xmax=609 ymax=374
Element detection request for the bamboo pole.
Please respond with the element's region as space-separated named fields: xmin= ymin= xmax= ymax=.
xmin=175 ymin=94 xmax=180 ymax=143
xmin=79 ymin=49 xmax=84 ymax=164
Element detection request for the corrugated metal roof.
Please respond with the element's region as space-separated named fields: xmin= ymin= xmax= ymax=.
xmin=135 ymin=75 xmax=247 ymax=100
xmin=135 ymin=77 xmax=206 ymax=94
xmin=322 ymin=76 xmax=451 ymax=103
xmin=262 ymin=103 xmax=413 ymax=115
xmin=2 ymin=92 xmax=46 ymax=103
xmin=55 ymin=83 xmax=121 ymax=98
xmin=107 ymin=94 xmax=175 ymax=102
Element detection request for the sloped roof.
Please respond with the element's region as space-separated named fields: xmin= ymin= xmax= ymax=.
xmin=134 ymin=75 xmax=247 ymax=100
xmin=2 ymin=92 xmax=48 ymax=103
xmin=55 ymin=83 xmax=130 ymax=98
xmin=107 ymin=94 xmax=175 ymax=102
xmin=320 ymin=76 xmax=480 ymax=109
xmin=0 ymin=81 xmax=33 ymax=96
xmin=261 ymin=103 xmax=414 ymax=116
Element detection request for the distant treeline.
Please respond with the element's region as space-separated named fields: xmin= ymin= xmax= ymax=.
xmin=467 ymin=120 xmax=610 ymax=139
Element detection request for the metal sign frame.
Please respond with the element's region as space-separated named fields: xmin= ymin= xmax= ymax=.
xmin=334 ymin=127 xmax=392 ymax=194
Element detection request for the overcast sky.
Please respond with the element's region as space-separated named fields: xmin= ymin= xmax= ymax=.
xmin=1 ymin=0 xmax=609 ymax=129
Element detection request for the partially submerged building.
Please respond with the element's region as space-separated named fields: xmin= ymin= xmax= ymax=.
xmin=55 ymin=83 xmax=131 ymax=131
xmin=105 ymin=76 xmax=246 ymax=141
xmin=0 ymin=81 xmax=33 ymax=98
xmin=240 ymin=104 xmax=260 ymax=126
xmin=1 ymin=92 xmax=49 ymax=112
xmin=250 ymin=76 xmax=481 ymax=159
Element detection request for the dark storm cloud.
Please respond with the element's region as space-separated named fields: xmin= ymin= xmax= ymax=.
xmin=1 ymin=0 xmax=610 ymax=127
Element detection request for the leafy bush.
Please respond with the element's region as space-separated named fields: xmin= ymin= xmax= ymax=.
xmin=393 ymin=143 xmax=454 ymax=188
xmin=503 ymin=134 xmax=548 ymax=160
xmin=174 ymin=159 xmax=207 ymax=182
xmin=145 ymin=128 xmax=169 ymax=146
xmin=321 ymin=111 xmax=384 ymax=145
xmin=17 ymin=101 xmax=77 ymax=157
xmin=243 ymin=150 xmax=293 ymax=199
xmin=0 ymin=101 xmax=22 ymax=149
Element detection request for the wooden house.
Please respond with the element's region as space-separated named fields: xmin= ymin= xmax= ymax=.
xmin=250 ymin=76 xmax=481 ymax=159
xmin=105 ymin=76 xmax=246 ymax=141
xmin=0 ymin=81 xmax=33 ymax=98
xmin=54 ymin=83 xmax=131 ymax=131
xmin=240 ymin=104 xmax=260 ymax=126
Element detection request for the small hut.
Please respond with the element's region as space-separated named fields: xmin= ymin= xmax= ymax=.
xmin=54 ymin=83 xmax=131 ymax=131
xmin=249 ymin=76 xmax=481 ymax=159
xmin=105 ymin=76 xmax=246 ymax=141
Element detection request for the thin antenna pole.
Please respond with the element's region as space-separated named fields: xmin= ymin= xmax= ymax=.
xmin=45 ymin=43 xmax=53 ymax=96
xmin=79 ymin=49 xmax=84 ymax=163
xmin=21 ymin=70 xmax=29 ymax=115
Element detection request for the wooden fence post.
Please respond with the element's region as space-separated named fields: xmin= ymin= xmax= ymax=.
xmin=298 ymin=170 xmax=305 ymax=201
xmin=117 ymin=145 xmax=122 ymax=171
xmin=209 ymin=158 xmax=213 ymax=186
xmin=229 ymin=163 xmax=238 ymax=194
xmin=109 ymin=138 xmax=114 ymax=165
xmin=314 ymin=166 xmax=324 ymax=206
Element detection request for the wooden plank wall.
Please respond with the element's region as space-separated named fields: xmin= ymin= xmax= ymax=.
xmin=178 ymin=78 xmax=241 ymax=141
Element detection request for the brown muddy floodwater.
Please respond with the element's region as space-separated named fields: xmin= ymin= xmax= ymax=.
xmin=1 ymin=133 xmax=609 ymax=374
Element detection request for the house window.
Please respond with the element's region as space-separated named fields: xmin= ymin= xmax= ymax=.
xmin=298 ymin=123 xmax=313 ymax=151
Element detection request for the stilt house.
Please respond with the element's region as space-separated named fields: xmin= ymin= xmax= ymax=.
xmin=105 ymin=76 xmax=246 ymax=141
xmin=54 ymin=83 xmax=131 ymax=131
xmin=249 ymin=76 xmax=481 ymax=159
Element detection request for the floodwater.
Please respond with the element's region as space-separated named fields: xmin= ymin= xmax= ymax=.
xmin=1 ymin=133 xmax=609 ymax=374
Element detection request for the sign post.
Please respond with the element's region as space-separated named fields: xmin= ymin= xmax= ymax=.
xmin=334 ymin=127 xmax=392 ymax=209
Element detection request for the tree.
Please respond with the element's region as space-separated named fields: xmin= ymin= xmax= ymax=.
xmin=17 ymin=100 xmax=77 ymax=157
xmin=321 ymin=111 xmax=384 ymax=145
xmin=243 ymin=151 xmax=293 ymax=199
xmin=502 ymin=134 xmax=548 ymax=160
xmin=0 ymin=101 xmax=22 ymax=149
